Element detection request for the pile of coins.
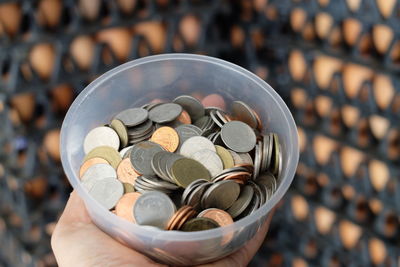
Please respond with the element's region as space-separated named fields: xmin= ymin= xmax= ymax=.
xmin=79 ymin=94 xmax=281 ymax=231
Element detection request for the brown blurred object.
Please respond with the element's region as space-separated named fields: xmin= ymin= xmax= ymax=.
xmin=133 ymin=22 xmax=166 ymax=53
xmin=24 ymin=177 xmax=48 ymax=199
xmin=43 ymin=129 xmax=61 ymax=161
xmin=70 ymin=35 xmax=95 ymax=70
xmin=180 ymin=15 xmax=201 ymax=46
xmin=117 ymin=0 xmax=137 ymax=13
xmin=10 ymin=92 xmax=36 ymax=122
xmin=79 ymin=0 xmax=101 ymax=20
xmin=372 ymin=25 xmax=394 ymax=54
xmin=291 ymin=195 xmax=309 ymax=221
xmin=29 ymin=43 xmax=56 ymax=80
xmin=0 ymin=3 xmax=21 ymax=36
xmin=51 ymin=84 xmax=74 ymax=113
xmin=97 ymin=28 xmax=132 ymax=61
xmin=37 ymin=0 xmax=62 ymax=28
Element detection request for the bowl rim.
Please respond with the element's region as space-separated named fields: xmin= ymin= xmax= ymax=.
xmin=60 ymin=53 xmax=299 ymax=241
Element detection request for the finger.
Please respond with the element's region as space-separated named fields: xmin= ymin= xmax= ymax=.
xmin=58 ymin=190 xmax=91 ymax=225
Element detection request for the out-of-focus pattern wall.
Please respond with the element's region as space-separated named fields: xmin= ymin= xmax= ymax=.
xmin=0 ymin=0 xmax=399 ymax=266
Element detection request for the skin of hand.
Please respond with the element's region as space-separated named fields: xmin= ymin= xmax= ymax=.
xmin=51 ymin=191 xmax=274 ymax=267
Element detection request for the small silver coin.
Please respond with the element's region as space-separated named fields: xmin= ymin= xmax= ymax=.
xmin=260 ymin=134 xmax=269 ymax=173
xmin=81 ymin=163 xmax=117 ymax=191
xmin=194 ymin=116 xmax=211 ymax=130
xmin=221 ymin=121 xmax=256 ymax=153
xmin=151 ymin=151 xmax=172 ymax=180
xmin=133 ymin=191 xmax=176 ymax=229
xmin=190 ymin=149 xmax=223 ymax=177
xmin=173 ymin=95 xmax=205 ymax=121
xmin=209 ymin=110 xmax=224 ymax=128
xmin=186 ymin=182 xmax=212 ymax=209
xmin=88 ymin=177 xmax=123 ymax=210
xmin=227 ymin=150 xmax=242 ymax=165
xmin=83 ymin=126 xmax=120 ymax=154
xmin=266 ymin=133 xmax=274 ymax=170
xmin=175 ymin=124 xmax=202 ymax=147
xmin=128 ymin=119 xmax=153 ymax=136
xmin=165 ymin=153 xmax=185 ymax=181
xmin=238 ymin=152 xmax=254 ymax=165
xmin=119 ymin=145 xmax=133 ymax=158
xmin=180 ymin=136 xmax=216 ymax=157
xmin=252 ymin=143 xmax=261 ymax=180
xmin=115 ymin=108 xmax=149 ymax=127
xmin=201 ymin=180 xmax=240 ymax=210
xmin=149 ymin=103 xmax=183 ymax=123
xmin=142 ymin=102 xmax=164 ymax=111
xmin=130 ymin=141 xmax=165 ymax=175
xmin=181 ymin=179 xmax=208 ymax=204
xmin=231 ymin=101 xmax=258 ymax=129
xmin=227 ymin=185 xmax=254 ymax=218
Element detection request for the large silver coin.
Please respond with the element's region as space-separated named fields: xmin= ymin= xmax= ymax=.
xmin=88 ymin=177 xmax=123 ymax=210
xmin=133 ymin=191 xmax=176 ymax=229
xmin=231 ymin=101 xmax=258 ymax=129
xmin=130 ymin=141 xmax=165 ymax=175
xmin=180 ymin=136 xmax=216 ymax=157
xmin=173 ymin=95 xmax=205 ymax=121
xmin=191 ymin=149 xmax=223 ymax=177
xmin=148 ymin=103 xmax=183 ymax=123
xmin=201 ymin=180 xmax=240 ymax=210
xmin=115 ymin=108 xmax=149 ymax=127
xmin=81 ymin=163 xmax=117 ymax=191
xmin=221 ymin=121 xmax=256 ymax=153
xmin=83 ymin=126 xmax=120 ymax=154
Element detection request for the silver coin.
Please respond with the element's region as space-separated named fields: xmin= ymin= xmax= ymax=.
xmin=179 ymin=136 xmax=216 ymax=157
xmin=227 ymin=185 xmax=254 ymax=218
xmin=128 ymin=128 xmax=155 ymax=144
xmin=249 ymin=181 xmax=265 ymax=206
xmin=119 ymin=145 xmax=133 ymax=158
xmin=216 ymin=110 xmax=229 ymax=124
xmin=88 ymin=177 xmax=123 ymax=210
xmin=209 ymin=110 xmax=224 ymax=128
xmin=130 ymin=141 xmax=165 ymax=175
xmin=221 ymin=121 xmax=256 ymax=153
xmin=148 ymin=103 xmax=183 ymax=123
xmin=238 ymin=152 xmax=254 ymax=165
xmin=227 ymin=150 xmax=242 ymax=165
xmin=133 ymin=191 xmax=176 ymax=229
xmin=128 ymin=119 xmax=153 ymax=136
xmin=165 ymin=153 xmax=184 ymax=181
xmin=252 ymin=143 xmax=261 ymax=180
xmin=173 ymin=95 xmax=205 ymax=121
xmin=186 ymin=182 xmax=212 ymax=209
xmin=81 ymin=163 xmax=117 ymax=191
xmin=175 ymin=124 xmax=202 ymax=147
xmin=277 ymin=146 xmax=283 ymax=181
xmin=151 ymin=151 xmax=172 ymax=181
xmin=181 ymin=179 xmax=208 ymax=204
xmin=201 ymin=180 xmax=240 ymax=210
xmin=140 ymin=175 xmax=179 ymax=190
xmin=190 ymin=149 xmax=223 ymax=177
xmin=231 ymin=101 xmax=258 ymax=129
xmin=194 ymin=116 xmax=211 ymax=130
xmin=83 ymin=126 xmax=120 ymax=154
xmin=142 ymin=102 xmax=164 ymax=111
xmin=266 ymin=133 xmax=274 ymax=170
xmin=115 ymin=108 xmax=149 ymax=127
xmin=260 ymin=134 xmax=268 ymax=173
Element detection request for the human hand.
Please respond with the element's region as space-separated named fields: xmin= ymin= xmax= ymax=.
xmin=52 ymin=191 xmax=273 ymax=267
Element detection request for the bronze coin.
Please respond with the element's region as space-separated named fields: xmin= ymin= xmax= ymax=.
xmin=117 ymin=158 xmax=139 ymax=185
xmin=115 ymin=192 xmax=141 ymax=223
xmin=150 ymin=126 xmax=180 ymax=152
xmin=177 ymin=109 xmax=192 ymax=124
xmin=198 ymin=208 xmax=233 ymax=227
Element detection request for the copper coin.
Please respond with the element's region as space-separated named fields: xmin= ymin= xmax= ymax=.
xmin=115 ymin=192 xmax=141 ymax=222
xmin=117 ymin=158 xmax=139 ymax=185
xmin=224 ymin=171 xmax=251 ymax=183
xmin=177 ymin=209 xmax=197 ymax=230
xmin=201 ymin=94 xmax=226 ymax=110
xmin=198 ymin=208 xmax=233 ymax=227
xmin=79 ymin=157 xmax=109 ymax=178
xmin=177 ymin=110 xmax=192 ymax=124
xmin=166 ymin=205 xmax=191 ymax=230
xmin=150 ymin=126 xmax=180 ymax=152
xmin=252 ymin=109 xmax=263 ymax=131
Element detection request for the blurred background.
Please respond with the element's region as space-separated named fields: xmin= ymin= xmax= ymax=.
xmin=0 ymin=0 xmax=399 ymax=266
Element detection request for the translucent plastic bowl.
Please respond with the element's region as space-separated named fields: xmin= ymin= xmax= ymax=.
xmin=60 ymin=54 xmax=299 ymax=266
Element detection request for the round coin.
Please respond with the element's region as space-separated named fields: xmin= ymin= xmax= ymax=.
xmin=149 ymin=103 xmax=183 ymax=123
xmin=81 ymin=163 xmax=117 ymax=190
xmin=117 ymin=158 xmax=139 ymax=185
xmin=150 ymin=126 xmax=180 ymax=152
xmin=115 ymin=192 xmax=141 ymax=222
xmin=133 ymin=191 xmax=176 ymax=229
xmin=171 ymin=158 xmax=211 ymax=188
xmin=114 ymin=108 xmax=149 ymax=127
xmin=110 ymin=119 xmax=129 ymax=148
xmin=130 ymin=141 xmax=165 ymax=175
xmin=215 ymin=145 xmax=234 ymax=169
xmin=191 ymin=149 xmax=223 ymax=177
xmin=123 ymin=182 xmax=135 ymax=193
xmin=173 ymin=95 xmax=205 ymax=121
xmin=227 ymin=185 xmax=254 ymax=218
xmin=79 ymin=157 xmax=109 ymax=178
xmin=84 ymin=146 xmax=122 ymax=169
xmin=202 ymin=180 xmax=240 ymax=210
xmin=198 ymin=208 xmax=234 ymax=226
xmin=88 ymin=177 xmax=123 ymax=210
xmin=221 ymin=121 xmax=256 ymax=153
xmin=231 ymin=101 xmax=258 ymax=129
xmin=119 ymin=145 xmax=133 ymax=158
xmin=177 ymin=109 xmax=192 ymax=124
xmin=201 ymin=94 xmax=226 ymax=110
xmin=83 ymin=126 xmax=120 ymax=154
xmin=180 ymin=136 xmax=216 ymax=157
xmin=181 ymin=217 xmax=219 ymax=232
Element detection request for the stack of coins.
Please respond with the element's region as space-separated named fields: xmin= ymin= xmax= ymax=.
xmin=79 ymin=94 xmax=282 ymax=231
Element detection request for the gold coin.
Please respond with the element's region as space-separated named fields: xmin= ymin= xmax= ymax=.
xmin=150 ymin=126 xmax=180 ymax=152
xmin=84 ymin=146 xmax=122 ymax=169
xmin=215 ymin=145 xmax=234 ymax=169
xmin=79 ymin=157 xmax=109 ymax=178
xmin=171 ymin=158 xmax=211 ymax=188
xmin=117 ymin=158 xmax=139 ymax=185
xmin=123 ymin=183 xmax=135 ymax=193
xmin=110 ymin=119 xmax=128 ymax=148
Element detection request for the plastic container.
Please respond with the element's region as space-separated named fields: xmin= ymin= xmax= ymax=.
xmin=60 ymin=54 xmax=299 ymax=266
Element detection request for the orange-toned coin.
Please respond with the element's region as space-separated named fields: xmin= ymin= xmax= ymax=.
xmin=166 ymin=206 xmax=191 ymax=230
xmin=252 ymin=109 xmax=263 ymax=131
xmin=79 ymin=157 xmax=109 ymax=178
xmin=117 ymin=158 xmax=139 ymax=185
xmin=177 ymin=109 xmax=191 ymax=124
xmin=198 ymin=208 xmax=233 ymax=227
xmin=176 ymin=209 xmax=197 ymax=230
xmin=201 ymin=94 xmax=226 ymax=110
xmin=150 ymin=126 xmax=179 ymax=152
xmin=115 ymin=192 xmax=141 ymax=223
